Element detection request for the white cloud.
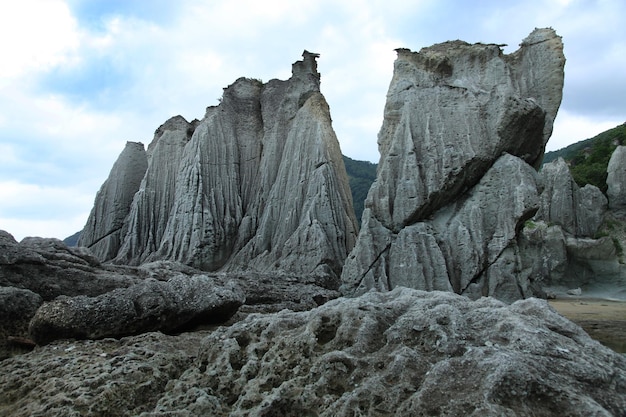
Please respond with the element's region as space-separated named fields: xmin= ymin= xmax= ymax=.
xmin=548 ymin=110 xmax=623 ymax=152
xmin=0 ymin=180 xmax=94 ymax=240
xmin=0 ymin=0 xmax=79 ymax=79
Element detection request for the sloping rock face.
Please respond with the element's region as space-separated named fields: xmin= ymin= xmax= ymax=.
xmin=341 ymin=28 xmax=565 ymax=300
xmin=77 ymin=142 xmax=148 ymax=260
xmin=80 ymin=51 xmax=357 ymax=279
xmin=608 ymin=145 xmax=626 ymax=209
xmin=1 ymin=288 xmax=624 ymax=416
xmin=115 ymin=116 xmax=198 ymax=264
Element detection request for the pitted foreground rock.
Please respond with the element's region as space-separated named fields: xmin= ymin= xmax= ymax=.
xmin=0 ymin=288 xmax=624 ymax=416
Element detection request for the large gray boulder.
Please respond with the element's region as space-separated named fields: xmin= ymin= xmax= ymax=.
xmin=341 ymin=29 xmax=565 ymax=300
xmin=28 ymin=274 xmax=245 ymax=345
xmin=78 ymin=141 xmax=148 ymax=261
xmin=608 ymin=145 xmax=626 ymax=209
xmin=80 ymin=52 xmax=357 ymax=280
xmin=2 ymin=288 xmax=624 ymax=416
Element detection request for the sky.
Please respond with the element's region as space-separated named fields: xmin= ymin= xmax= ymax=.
xmin=0 ymin=0 xmax=624 ymax=241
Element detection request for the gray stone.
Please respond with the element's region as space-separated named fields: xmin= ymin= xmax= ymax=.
xmin=80 ymin=52 xmax=357 ymax=279
xmin=28 ymin=274 xmax=245 ymax=345
xmin=3 ymin=289 xmax=623 ymax=416
xmin=341 ymin=29 xmax=565 ymax=300
xmin=607 ymin=145 xmax=626 ymax=209
xmin=78 ymin=141 xmax=148 ymax=261
xmin=0 ymin=232 xmax=141 ymax=301
xmin=536 ymin=157 xmax=607 ymax=237
xmin=342 ymin=153 xmax=541 ymax=300
xmin=0 ymin=287 xmax=42 ymax=359
xmin=115 ymin=116 xmax=197 ymax=264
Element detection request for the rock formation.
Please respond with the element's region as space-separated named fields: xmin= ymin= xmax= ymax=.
xmin=341 ymin=28 xmax=565 ymax=301
xmin=79 ymin=51 xmax=358 ymax=280
xmin=77 ymin=141 xmax=148 ymax=260
xmin=0 ymin=231 xmax=140 ymax=300
xmin=29 ymin=274 xmax=245 ymax=345
xmin=536 ymin=157 xmax=607 ymax=237
xmin=0 ymin=228 xmax=341 ymax=357
xmin=608 ymin=145 xmax=626 ymax=209
xmin=1 ymin=288 xmax=624 ymax=416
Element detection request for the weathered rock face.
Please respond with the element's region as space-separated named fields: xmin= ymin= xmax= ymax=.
xmin=536 ymin=157 xmax=607 ymax=237
xmin=115 ymin=116 xmax=197 ymax=264
xmin=341 ymin=28 xmax=565 ymax=300
xmin=608 ymin=145 xmax=626 ymax=209
xmin=1 ymin=288 xmax=624 ymax=416
xmin=80 ymin=52 xmax=357 ymax=279
xmin=77 ymin=141 xmax=148 ymax=261
xmin=0 ymin=287 xmax=41 ymax=359
xmin=0 ymin=231 xmax=140 ymax=300
xmin=29 ymin=274 xmax=245 ymax=345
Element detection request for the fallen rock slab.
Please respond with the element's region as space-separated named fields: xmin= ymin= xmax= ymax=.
xmin=29 ymin=275 xmax=244 ymax=345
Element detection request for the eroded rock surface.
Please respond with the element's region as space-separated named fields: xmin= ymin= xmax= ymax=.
xmin=537 ymin=157 xmax=607 ymax=237
xmin=1 ymin=289 xmax=624 ymax=416
xmin=28 ymin=275 xmax=245 ymax=345
xmin=0 ymin=231 xmax=140 ymax=300
xmin=608 ymin=145 xmax=626 ymax=209
xmin=79 ymin=51 xmax=357 ymax=279
xmin=78 ymin=141 xmax=148 ymax=261
xmin=341 ymin=28 xmax=565 ymax=300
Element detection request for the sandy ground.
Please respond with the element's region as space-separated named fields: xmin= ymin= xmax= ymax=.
xmin=548 ymin=298 xmax=626 ymax=353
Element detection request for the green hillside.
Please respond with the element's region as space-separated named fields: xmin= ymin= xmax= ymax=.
xmin=543 ymin=123 xmax=626 ymax=193
xmin=343 ymin=155 xmax=377 ymax=224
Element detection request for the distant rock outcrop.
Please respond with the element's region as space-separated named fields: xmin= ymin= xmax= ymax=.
xmin=1 ymin=288 xmax=624 ymax=416
xmin=536 ymin=157 xmax=607 ymax=237
xmin=608 ymin=145 xmax=626 ymax=209
xmin=341 ymin=28 xmax=565 ymax=301
xmin=80 ymin=51 xmax=358 ymax=280
xmin=77 ymin=142 xmax=148 ymax=260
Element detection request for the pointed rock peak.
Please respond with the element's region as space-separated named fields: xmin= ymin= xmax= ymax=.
xmin=124 ymin=141 xmax=145 ymax=151
xmin=291 ymin=50 xmax=321 ymax=88
xmin=521 ymin=27 xmax=561 ymax=46
xmin=154 ymin=115 xmax=194 ymax=140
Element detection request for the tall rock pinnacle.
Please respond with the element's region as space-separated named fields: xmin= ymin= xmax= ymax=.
xmin=80 ymin=51 xmax=358 ymax=279
xmin=341 ymin=28 xmax=565 ymax=301
xmin=77 ymin=142 xmax=148 ymax=260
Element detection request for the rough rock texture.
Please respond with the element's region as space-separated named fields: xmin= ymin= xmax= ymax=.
xmin=0 ymin=287 xmax=41 ymax=359
xmin=0 ymin=231 xmax=140 ymax=300
xmin=78 ymin=141 xmax=148 ymax=261
xmin=608 ymin=145 xmax=626 ymax=209
xmin=115 ymin=116 xmax=197 ymax=264
xmin=29 ymin=274 xmax=245 ymax=345
xmin=342 ymin=29 xmax=565 ymax=300
xmin=80 ymin=51 xmax=358 ymax=279
xmin=1 ymin=288 xmax=624 ymax=416
xmin=536 ymin=157 xmax=607 ymax=237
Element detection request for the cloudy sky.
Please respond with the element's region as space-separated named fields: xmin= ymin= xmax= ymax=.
xmin=0 ymin=0 xmax=624 ymax=241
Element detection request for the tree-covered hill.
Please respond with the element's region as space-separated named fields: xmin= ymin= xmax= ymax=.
xmin=543 ymin=123 xmax=626 ymax=193
xmin=343 ymin=155 xmax=377 ymax=224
